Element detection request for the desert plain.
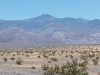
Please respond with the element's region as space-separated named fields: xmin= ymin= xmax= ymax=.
xmin=0 ymin=44 xmax=100 ymax=75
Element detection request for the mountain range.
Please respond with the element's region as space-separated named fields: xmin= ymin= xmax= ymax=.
xmin=0 ymin=14 xmax=100 ymax=49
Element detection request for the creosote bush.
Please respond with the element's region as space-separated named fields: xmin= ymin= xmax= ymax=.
xmin=96 ymin=56 xmax=99 ymax=59
xmin=16 ymin=57 xmax=23 ymax=65
xmin=31 ymin=66 xmax=36 ymax=69
xmin=13 ymin=54 xmax=15 ymax=57
xmin=43 ymin=53 xmax=48 ymax=58
xmin=92 ymin=58 xmax=99 ymax=65
xmin=42 ymin=59 xmax=88 ymax=75
xmin=1 ymin=54 xmax=3 ymax=56
xmin=25 ymin=54 xmax=30 ymax=57
xmin=48 ymin=61 xmax=51 ymax=63
xmin=4 ymin=57 xmax=7 ymax=62
xmin=41 ymin=64 xmax=49 ymax=70
xmin=10 ymin=57 xmax=15 ymax=60
xmin=38 ymin=56 xmax=41 ymax=58
xmin=70 ymin=55 xmax=73 ymax=59
xmin=50 ymin=57 xmax=57 ymax=61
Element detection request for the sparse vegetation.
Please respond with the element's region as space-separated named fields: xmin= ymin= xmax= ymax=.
xmin=16 ymin=57 xmax=23 ymax=65
xmin=42 ymin=59 xmax=88 ymax=75
xmin=25 ymin=54 xmax=30 ymax=57
xmin=31 ymin=66 xmax=36 ymax=69
xmin=3 ymin=57 xmax=7 ymax=62
xmin=38 ymin=55 xmax=41 ymax=58
xmin=10 ymin=57 xmax=15 ymax=60
xmin=50 ymin=57 xmax=57 ymax=61
xmin=92 ymin=58 xmax=99 ymax=65
xmin=1 ymin=45 xmax=100 ymax=75
xmin=48 ymin=61 xmax=51 ymax=63
xmin=96 ymin=56 xmax=99 ymax=59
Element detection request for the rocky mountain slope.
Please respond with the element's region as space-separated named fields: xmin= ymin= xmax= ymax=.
xmin=0 ymin=14 xmax=100 ymax=49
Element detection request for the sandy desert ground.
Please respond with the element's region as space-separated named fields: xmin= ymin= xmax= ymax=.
xmin=0 ymin=45 xmax=100 ymax=75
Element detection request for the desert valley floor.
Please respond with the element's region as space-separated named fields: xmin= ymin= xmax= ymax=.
xmin=0 ymin=45 xmax=100 ymax=75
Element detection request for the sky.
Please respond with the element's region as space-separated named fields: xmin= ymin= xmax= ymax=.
xmin=0 ymin=0 xmax=100 ymax=20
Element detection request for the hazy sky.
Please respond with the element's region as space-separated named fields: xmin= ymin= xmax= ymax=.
xmin=0 ymin=0 xmax=100 ymax=20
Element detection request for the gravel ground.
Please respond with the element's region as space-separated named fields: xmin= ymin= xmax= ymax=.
xmin=0 ymin=45 xmax=100 ymax=75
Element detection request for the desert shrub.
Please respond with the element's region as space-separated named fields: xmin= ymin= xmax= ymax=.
xmin=1 ymin=54 xmax=3 ymax=56
xmin=42 ymin=59 xmax=88 ymax=75
xmin=16 ymin=57 xmax=23 ymax=65
xmin=50 ymin=57 xmax=57 ymax=61
xmin=13 ymin=54 xmax=15 ymax=56
xmin=80 ymin=55 xmax=87 ymax=60
xmin=25 ymin=54 xmax=30 ymax=57
xmin=70 ymin=55 xmax=73 ymax=59
xmin=43 ymin=53 xmax=48 ymax=58
xmin=3 ymin=57 xmax=7 ymax=62
xmin=17 ymin=52 xmax=20 ymax=55
xmin=61 ymin=50 xmax=65 ymax=54
xmin=96 ymin=56 xmax=99 ymax=59
xmin=65 ymin=54 xmax=68 ymax=58
xmin=41 ymin=64 xmax=49 ymax=70
xmin=82 ymin=50 xmax=87 ymax=55
xmin=83 ymin=60 xmax=89 ymax=65
xmin=88 ymin=54 xmax=95 ymax=58
xmin=38 ymin=56 xmax=41 ymax=58
xmin=79 ymin=60 xmax=88 ymax=67
xmin=52 ymin=51 xmax=56 ymax=55
xmin=48 ymin=61 xmax=51 ymax=63
xmin=22 ymin=53 xmax=24 ymax=55
xmin=92 ymin=59 xmax=99 ymax=65
xmin=10 ymin=57 xmax=15 ymax=60
xmin=25 ymin=50 xmax=33 ymax=54
xmin=31 ymin=66 xmax=36 ymax=69
xmin=69 ymin=50 xmax=74 ymax=54
xmin=39 ymin=52 xmax=41 ymax=55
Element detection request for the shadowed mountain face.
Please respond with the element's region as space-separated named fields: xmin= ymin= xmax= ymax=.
xmin=0 ymin=14 xmax=100 ymax=49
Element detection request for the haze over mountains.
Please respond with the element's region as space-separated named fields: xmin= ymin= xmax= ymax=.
xmin=0 ymin=14 xmax=100 ymax=49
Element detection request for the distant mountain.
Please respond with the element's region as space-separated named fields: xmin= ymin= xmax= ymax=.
xmin=0 ymin=14 xmax=100 ymax=49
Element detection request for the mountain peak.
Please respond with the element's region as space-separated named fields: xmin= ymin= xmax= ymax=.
xmin=38 ymin=14 xmax=54 ymax=19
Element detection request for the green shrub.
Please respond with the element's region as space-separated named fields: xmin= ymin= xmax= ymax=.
xmin=79 ymin=60 xmax=88 ymax=67
xmin=42 ymin=59 xmax=88 ymax=75
xmin=83 ymin=60 xmax=89 ymax=65
xmin=41 ymin=64 xmax=49 ymax=70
